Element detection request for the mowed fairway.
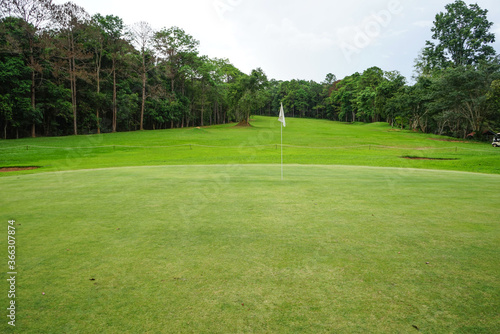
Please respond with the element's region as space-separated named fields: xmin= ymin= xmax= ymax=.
xmin=1 ymin=165 xmax=499 ymax=333
xmin=1 ymin=117 xmax=500 ymax=333
xmin=1 ymin=116 xmax=500 ymax=174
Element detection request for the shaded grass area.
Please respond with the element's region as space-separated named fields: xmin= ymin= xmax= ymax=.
xmin=1 ymin=116 xmax=499 ymax=175
xmin=1 ymin=165 xmax=499 ymax=333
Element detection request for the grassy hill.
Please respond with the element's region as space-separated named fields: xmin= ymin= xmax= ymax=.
xmin=1 ymin=116 xmax=499 ymax=174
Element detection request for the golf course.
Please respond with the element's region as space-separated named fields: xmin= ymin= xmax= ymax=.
xmin=1 ymin=116 xmax=500 ymax=333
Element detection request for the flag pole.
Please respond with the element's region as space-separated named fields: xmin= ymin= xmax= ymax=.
xmin=281 ymin=121 xmax=283 ymax=180
xmin=278 ymin=102 xmax=285 ymax=181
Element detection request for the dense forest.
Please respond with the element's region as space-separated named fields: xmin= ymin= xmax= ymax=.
xmin=1 ymin=0 xmax=499 ymax=140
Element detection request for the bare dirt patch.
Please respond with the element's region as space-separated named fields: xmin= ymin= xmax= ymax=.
xmin=402 ymin=156 xmax=459 ymax=161
xmin=0 ymin=166 xmax=40 ymax=172
xmin=429 ymin=138 xmax=469 ymax=143
xmin=234 ymin=120 xmax=252 ymax=127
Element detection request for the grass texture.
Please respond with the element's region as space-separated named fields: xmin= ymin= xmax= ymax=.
xmin=0 ymin=117 xmax=499 ymax=333
xmin=1 ymin=116 xmax=499 ymax=175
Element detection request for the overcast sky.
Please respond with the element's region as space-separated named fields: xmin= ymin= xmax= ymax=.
xmin=54 ymin=0 xmax=500 ymax=83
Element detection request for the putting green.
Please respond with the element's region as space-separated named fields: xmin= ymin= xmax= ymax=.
xmin=1 ymin=164 xmax=499 ymax=333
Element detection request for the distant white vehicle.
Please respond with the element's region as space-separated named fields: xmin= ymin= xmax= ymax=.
xmin=493 ymin=134 xmax=500 ymax=147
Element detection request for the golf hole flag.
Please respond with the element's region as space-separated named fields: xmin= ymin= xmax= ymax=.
xmin=278 ymin=102 xmax=286 ymax=127
xmin=278 ymin=102 xmax=285 ymax=180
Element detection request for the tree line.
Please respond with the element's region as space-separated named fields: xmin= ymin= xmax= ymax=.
xmin=1 ymin=0 xmax=499 ymax=140
xmin=0 ymin=0 xmax=269 ymax=138
xmin=253 ymin=0 xmax=500 ymax=139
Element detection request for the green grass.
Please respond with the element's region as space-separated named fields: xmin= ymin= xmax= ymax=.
xmin=1 ymin=165 xmax=499 ymax=333
xmin=1 ymin=116 xmax=499 ymax=175
xmin=1 ymin=117 xmax=499 ymax=333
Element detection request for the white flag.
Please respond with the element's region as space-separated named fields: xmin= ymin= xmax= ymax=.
xmin=278 ymin=102 xmax=286 ymax=127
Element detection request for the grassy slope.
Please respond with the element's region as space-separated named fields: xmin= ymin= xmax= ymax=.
xmin=1 ymin=117 xmax=499 ymax=333
xmin=1 ymin=116 xmax=499 ymax=175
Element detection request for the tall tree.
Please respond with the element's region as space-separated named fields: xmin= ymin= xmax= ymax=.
xmin=487 ymin=79 xmax=500 ymax=129
xmin=0 ymin=19 xmax=31 ymax=139
xmin=52 ymin=1 xmax=90 ymax=136
xmin=1 ymin=0 xmax=53 ymax=137
xmin=315 ymin=73 xmax=338 ymax=120
xmin=431 ymin=63 xmax=500 ymax=137
xmin=84 ymin=15 xmax=108 ymax=134
xmin=331 ymin=73 xmax=361 ymax=123
xmin=194 ymin=55 xmax=217 ymax=127
xmin=94 ymin=14 xmax=126 ymax=133
xmin=236 ymin=68 xmax=268 ymax=125
xmin=153 ymin=26 xmax=199 ymax=94
xmin=130 ymin=21 xmax=154 ymax=131
xmin=418 ymin=0 xmax=496 ymax=73
xmin=356 ymin=67 xmax=384 ymax=122
xmin=375 ymin=71 xmax=406 ymax=123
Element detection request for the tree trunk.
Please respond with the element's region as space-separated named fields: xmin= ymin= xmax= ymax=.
xmin=201 ymin=104 xmax=204 ymax=127
xmin=31 ymin=67 xmax=36 ymax=138
xmin=200 ymin=82 xmax=206 ymax=127
xmin=96 ymin=58 xmax=101 ymax=134
xmin=112 ymin=59 xmax=117 ymax=133
xmin=69 ymin=57 xmax=78 ymax=136
xmin=96 ymin=109 xmax=100 ymax=134
xmin=140 ymin=58 xmax=146 ymax=130
xmin=213 ymin=102 xmax=216 ymax=125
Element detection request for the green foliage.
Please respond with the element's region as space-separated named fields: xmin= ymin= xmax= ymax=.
xmin=0 ymin=52 xmax=31 ymax=137
xmin=418 ymin=0 xmax=496 ymax=73
xmin=234 ymin=67 xmax=268 ymax=123
xmin=431 ymin=64 xmax=499 ymax=135
xmin=1 ymin=116 xmax=499 ymax=175
xmin=410 ymin=1 xmax=499 ymax=137
xmin=2 ymin=165 xmax=500 ymax=333
xmin=487 ymin=79 xmax=500 ymax=128
xmin=153 ymin=26 xmax=199 ymax=94
xmin=0 ymin=0 xmax=499 ymax=142
xmin=1 ymin=117 xmax=500 ymax=332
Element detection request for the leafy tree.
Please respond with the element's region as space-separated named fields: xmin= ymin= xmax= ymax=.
xmin=208 ymin=58 xmax=234 ymax=124
xmin=487 ymin=79 xmax=500 ymax=129
xmin=313 ymin=74 xmax=337 ymax=119
xmin=130 ymin=21 xmax=154 ymax=130
xmin=52 ymin=1 xmax=90 ymax=135
xmin=193 ymin=55 xmax=218 ymax=127
xmin=331 ymin=73 xmax=360 ymax=122
xmin=146 ymin=83 xmax=168 ymax=130
xmin=405 ymin=78 xmax=432 ymax=132
xmin=431 ymin=62 xmax=500 ymax=137
xmin=356 ymin=88 xmax=377 ymax=122
xmin=84 ymin=14 xmax=108 ymax=134
xmin=323 ymin=73 xmax=336 ymax=85
xmin=93 ymin=14 xmax=128 ymax=133
xmin=418 ymin=0 xmax=496 ymax=73
xmin=1 ymin=0 xmax=54 ymax=137
xmin=153 ymin=26 xmax=199 ymax=94
xmin=375 ymin=71 xmax=406 ymax=123
xmin=0 ymin=53 xmax=31 ymax=138
xmin=356 ymin=67 xmax=384 ymax=122
xmin=236 ymin=68 xmax=268 ymax=124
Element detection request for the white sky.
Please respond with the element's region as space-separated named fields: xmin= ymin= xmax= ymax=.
xmin=54 ymin=0 xmax=500 ymax=83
